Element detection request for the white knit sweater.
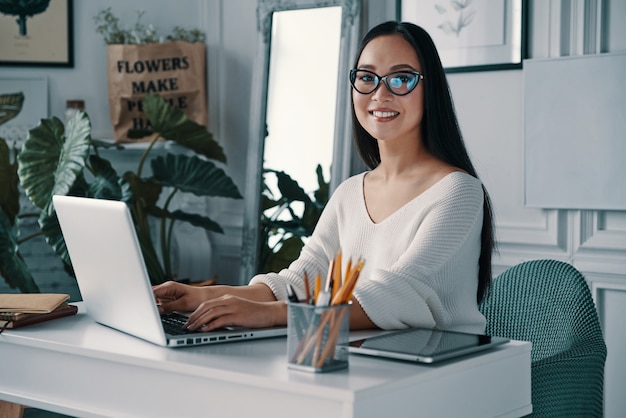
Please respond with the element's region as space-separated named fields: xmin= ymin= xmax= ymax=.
xmin=249 ymin=171 xmax=487 ymax=333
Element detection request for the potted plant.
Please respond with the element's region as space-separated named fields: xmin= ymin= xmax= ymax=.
xmin=0 ymin=93 xmax=241 ymax=291
xmin=93 ymin=7 xmax=208 ymax=143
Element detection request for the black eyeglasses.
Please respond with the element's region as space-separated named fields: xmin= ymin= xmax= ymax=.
xmin=349 ymin=69 xmax=424 ymax=96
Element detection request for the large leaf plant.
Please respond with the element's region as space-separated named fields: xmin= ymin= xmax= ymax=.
xmin=0 ymin=92 xmax=41 ymax=292
xmin=259 ymin=165 xmax=329 ymax=274
xmin=1 ymin=93 xmax=241 ymax=291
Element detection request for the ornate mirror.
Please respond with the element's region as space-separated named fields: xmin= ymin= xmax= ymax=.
xmin=240 ymin=0 xmax=362 ymax=284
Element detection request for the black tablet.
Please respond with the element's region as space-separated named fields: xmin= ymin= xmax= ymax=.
xmin=348 ymin=328 xmax=509 ymax=364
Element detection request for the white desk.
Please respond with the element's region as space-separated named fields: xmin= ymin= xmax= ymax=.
xmin=0 ymin=304 xmax=532 ymax=417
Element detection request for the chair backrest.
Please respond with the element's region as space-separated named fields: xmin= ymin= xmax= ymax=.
xmin=479 ymin=259 xmax=605 ymax=362
xmin=479 ymin=259 xmax=607 ymax=417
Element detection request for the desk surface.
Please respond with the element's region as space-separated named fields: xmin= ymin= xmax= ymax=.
xmin=0 ymin=303 xmax=531 ymax=418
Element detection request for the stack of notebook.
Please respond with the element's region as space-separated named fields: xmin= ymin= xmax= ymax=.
xmin=0 ymin=293 xmax=77 ymax=332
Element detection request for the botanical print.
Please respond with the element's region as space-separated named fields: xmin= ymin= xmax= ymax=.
xmin=0 ymin=0 xmax=70 ymax=64
xmin=402 ymin=0 xmax=505 ymax=50
xmin=0 ymin=0 xmax=50 ymax=37
xmin=435 ymin=0 xmax=476 ymax=37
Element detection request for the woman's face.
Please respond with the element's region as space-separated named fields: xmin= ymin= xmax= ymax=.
xmin=352 ymin=34 xmax=424 ymax=145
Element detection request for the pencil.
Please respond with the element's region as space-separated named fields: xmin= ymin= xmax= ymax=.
xmin=314 ymin=274 xmax=321 ymax=305
xmin=331 ymin=259 xmax=364 ymax=305
xmin=316 ymin=307 xmax=348 ymax=368
xmin=303 ymin=271 xmax=311 ymax=304
xmin=325 ymin=258 xmax=335 ymax=294
xmin=333 ymin=252 xmax=342 ymax=286
xmin=332 ymin=254 xmax=341 ymax=300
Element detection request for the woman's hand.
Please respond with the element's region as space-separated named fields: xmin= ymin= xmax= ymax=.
xmin=153 ymin=281 xmax=284 ymax=330
xmin=184 ymin=295 xmax=287 ymax=331
xmin=153 ymin=281 xmax=209 ymax=314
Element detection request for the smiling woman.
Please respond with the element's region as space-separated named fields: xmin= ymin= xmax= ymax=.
xmin=153 ymin=20 xmax=496 ymax=336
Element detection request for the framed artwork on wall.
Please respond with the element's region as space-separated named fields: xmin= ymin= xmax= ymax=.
xmin=0 ymin=77 xmax=49 ymax=147
xmin=399 ymin=0 xmax=526 ymax=73
xmin=0 ymin=0 xmax=74 ymax=67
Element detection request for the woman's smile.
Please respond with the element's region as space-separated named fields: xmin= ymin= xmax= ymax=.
xmin=371 ymin=109 xmax=400 ymax=119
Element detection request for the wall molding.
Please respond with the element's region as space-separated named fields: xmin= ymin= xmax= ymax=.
xmin=496 ymin=209 xmax=569 ymax=251
xmin=590 ymin=280 xmax=626 ymax=324
xmin=576 ymin=210 xmax=626 ymax=251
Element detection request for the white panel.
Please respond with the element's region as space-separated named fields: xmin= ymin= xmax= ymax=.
xmin=524 ymin=52 xmax=626 ymax=209
xmin=602 ymin=210 xmax=626 ymax=230
xmin=578 ymin=211 xmax=626 ymax=252
xmin=573 ymin=210 xmax=626 ymax=278
xmin=448 ymin=67 xmax=570 ymax=257
xmin=606 ymin=0 xmax=626 ymax=52
xmin=592 ymin=282 xmax=626 ymax=418
xmin=497 ymin=209 xmax=567 ymax=247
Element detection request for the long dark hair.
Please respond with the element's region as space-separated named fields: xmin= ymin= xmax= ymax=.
xmin=350 ymin=21 xmax=496 ymax=303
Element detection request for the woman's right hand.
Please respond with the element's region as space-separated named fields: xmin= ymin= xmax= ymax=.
xmin=153 ymin=281 xmax=209 ymax=314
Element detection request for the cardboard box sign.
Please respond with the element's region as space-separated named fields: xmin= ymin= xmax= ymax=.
xmin=107 ymin=41 xmax=208 ymax=143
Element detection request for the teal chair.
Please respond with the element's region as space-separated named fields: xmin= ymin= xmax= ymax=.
xmin=479 ymin=259 xmax=606 ymax=417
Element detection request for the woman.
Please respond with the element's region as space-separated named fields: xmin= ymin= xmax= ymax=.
xmin=154 ymin=21 xmax=495 ymax=334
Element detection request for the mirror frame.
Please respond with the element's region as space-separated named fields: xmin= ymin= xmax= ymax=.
xmin=240 ymin=0 xmax=362 ymax=284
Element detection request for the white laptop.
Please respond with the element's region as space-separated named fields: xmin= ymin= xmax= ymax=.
xmin=52 ymin=195 xmax=287 ymax=347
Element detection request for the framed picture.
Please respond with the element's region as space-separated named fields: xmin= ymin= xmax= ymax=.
xmin=0 ymin=77 xmax=48 ymax=147
xmin=0 ymin=0 xmax=74 ymax=67
xmin=400 ymin=0 xmax=527 ymax=73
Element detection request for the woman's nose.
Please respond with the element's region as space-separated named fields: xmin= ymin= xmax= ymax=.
xmin=371 ymin=82 xmax=393 ymax=101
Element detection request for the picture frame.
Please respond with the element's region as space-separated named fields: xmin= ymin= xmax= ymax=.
xmin=399 ymin=0 xmax=527 ymax=73
xmin=0 ymin=0 xmax=74 ymax=67
xmin=0 ymin=77 xmax=49 ymax=147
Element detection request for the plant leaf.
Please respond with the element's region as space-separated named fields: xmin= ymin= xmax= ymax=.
xmin=261 ymin=218 xmax=309 ymax=237
xmin=134 ymin=221 xmax=167 ymax=284
xmin=261 ymin=193 xmax=280 ymax=211
xmin=17 ymin=112 xmax=91 ymax=210
xmin=151 ymin=154 xmax=242 ymax=199
xmin=142 ymin=93 xmax=226 ymax=163
xmin=0 ymin=138 xmax=20 ymax=224
xmin=123 ymin=172 xmax=162 ymax=210
xmin=313 ymin=164 xmax=329 ymax=206
xmin=150 ymin=207 xmax=224 ymax=234
xmin=0 ymin=92 xmax=24 ymax=126
xmin=268 ymin=169 xmax=311 ymax=204
xmin=121 ymin=174 xmax=166 ymax=284
xmin=0 ymin=209 xmax=40 ymax=292
xmin=38 ymin=207 xmax=72 ymax=268
xmin=301 ymin=203 xmax=322 ymax=235
xmin=86 ymin=154 xmax=125 ymax=200
xmin=261 ymin=235 xmax=304 ymax=274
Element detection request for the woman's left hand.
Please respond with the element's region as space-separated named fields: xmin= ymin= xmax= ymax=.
xmin=184 ymin=294 xmax=286 ymax=331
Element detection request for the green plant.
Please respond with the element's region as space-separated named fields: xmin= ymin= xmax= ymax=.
xmin=0 ymin=92 xmax=41 ymax=292
xmin=0 ymin=93 xmax=241 ymax=291
xmin=259 ymin=165 xmax=329 ymax=273
xmin=93 ymin=8 xmax=205 ymax=45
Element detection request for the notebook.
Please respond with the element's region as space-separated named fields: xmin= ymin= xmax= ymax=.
xmin=348 ymin=328 xmax=509 ymax=364
xmin=52 ymin=195 xmax=287 ymax=347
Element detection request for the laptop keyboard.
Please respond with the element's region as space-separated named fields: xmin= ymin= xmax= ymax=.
xmin=161 ymin=312 xmax=199 ymax=335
